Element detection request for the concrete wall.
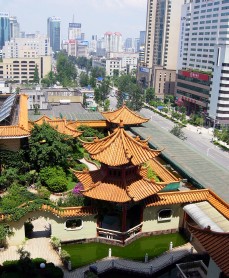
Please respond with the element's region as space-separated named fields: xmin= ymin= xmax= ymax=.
xmin=7 ymin=210 xmax=97 ymax=246
xmin=142 ymin=204 xmax=183 ymax=233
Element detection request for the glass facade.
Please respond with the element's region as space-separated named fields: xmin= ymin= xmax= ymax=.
xmin=0 ymin=14 xmax=10 ymax=49
xmin=47 ymin=17 xmax=60 ymax=52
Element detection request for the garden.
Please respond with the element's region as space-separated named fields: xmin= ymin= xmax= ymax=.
xmin=62 ymin=233 xmax=187 ymax=269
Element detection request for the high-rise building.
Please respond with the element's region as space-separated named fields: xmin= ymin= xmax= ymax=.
xmin=0 ymin=12 xmax=10 ymax=49
xmin=47 ymin=16 xmax=61 ymax=52
xmin=104 ymin=32 xmax=123 ymax=56
xmin=68 ymin=22 xmax=81 ymax=40
xmin=9 ymin=16 xmax=20 ymax=39
xmin=139 ymin=31 xmax=146 ymax=47
xmin=124 ymin=38 xmax=133 ymax=51
xmin=176 ymin=0 xmax=229 ymax=124
xmin=144 ymin=0 xmax=184 ymax=70
xmin=137 ymin=0 xmax=184 ymax=93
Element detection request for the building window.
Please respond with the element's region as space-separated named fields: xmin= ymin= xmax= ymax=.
xmin=64 ymin=219 xmax=83 ymax=231
xmin=158 ymin=209 xmax=173 ymax=222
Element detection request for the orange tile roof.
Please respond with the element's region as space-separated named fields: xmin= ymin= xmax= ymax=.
xmin=73 ymin=168 xmax=165 ymax=203
xmin=188 ymin=224 xmax=229 ymax=276
xmin=0 ymin=205 xmax=96 ymax=221
xmin=0 ymin=94 xmax=30 ymax=138
xmin=148 ymin=159 xmax=180 ymax=183
xmin=31 ymin=116 xmax=83 ymax=137
xmin=102 ymin=105 xmax=149 ymax=125
xmin=146 ymin=189 xmax=229 ymax=220
xmin=81 ymin=125 xmax=161 ymax=166
xmin=68 ymin=120 xmax=107 ymax=128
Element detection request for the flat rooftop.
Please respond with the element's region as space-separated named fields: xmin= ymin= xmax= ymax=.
xmin=130 ymin=121 xmax=229 ymax=203
xmin=28 ymin=103 xmax=105 ymax=121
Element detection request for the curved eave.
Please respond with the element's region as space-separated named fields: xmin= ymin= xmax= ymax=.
xmin=74 ymin=170 xmax=165 ymax=203
xmin=82 ymin=127 xmax=161 ymax=166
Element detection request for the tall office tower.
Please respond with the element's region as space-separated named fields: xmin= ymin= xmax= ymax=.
xmin=139 ymin=31 xmax=146 ymax=46
xmin=9 ymin=16 xmax=20 ymax=39
xmin=176 ymin=0 xmax=229 ymax=124
xmin=68 ymin=22 xmax=81 ymax=40
xmin=134 ymin=38 xmax=140 ymax=52
xmin=144 ymin=0 xmax=184 ymax=69
xmin=11 ymin=19 xmax=19 ymax=39
xmin=104 ymin=32 xmax=123 ymax=55
xmin=47 ymin=16 xmax=61 ymax=52
xmin=124 ymin=38 xmax=133 ymax=51
xmin=0 ymin=12 xmax=10 ymax=49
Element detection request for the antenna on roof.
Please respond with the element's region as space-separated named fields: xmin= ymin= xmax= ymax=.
xmin=72 ymin=14 xmax=75 ymax=23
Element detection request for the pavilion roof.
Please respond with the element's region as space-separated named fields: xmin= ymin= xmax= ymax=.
xmin=74 ymin=168 xmax=165 ymax=203
xmin=30 ymin=115 xmax=83 ymax=137
xmin=81 ymin=124 xmax=161 ymax=166
xmin=102 ymin=105 xmax=149 ymax=125
xmin=188 ymin=224 xmax=229 ymax=276
xmin=0 ymin=94 xmax=30 ymax=138
xmin=146 ymin=189 xmax=229 ymax=219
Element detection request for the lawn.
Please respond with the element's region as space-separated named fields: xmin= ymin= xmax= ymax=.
xmin=62 ymin=233 xmax=187 ymax=269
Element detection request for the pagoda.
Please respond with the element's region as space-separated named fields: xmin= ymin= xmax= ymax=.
xmin=102 ymin=104 xmax=149 ymax=126
xmin=74 ymin=121 xmax=173 ymax=242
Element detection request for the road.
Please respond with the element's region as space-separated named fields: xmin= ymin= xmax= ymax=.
xmin=109 ymin=95 xmax=229 ymax=170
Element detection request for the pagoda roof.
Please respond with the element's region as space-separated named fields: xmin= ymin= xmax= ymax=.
xmin=81 ymin=125 xmax=161 ymax=166
xmin=188 ymin=224 xmax=229 ymax=276
xmin=0 ymin=94 xmax=30 ymax=139
xmin=74 ymin=168 xmax=165 ymax=203
xmin=30 ymin=115 xmax=83 ymax=137
xmin=102 ymin=105 xmax=149 ymax=125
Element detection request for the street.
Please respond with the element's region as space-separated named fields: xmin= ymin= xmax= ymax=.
xmin=109 ymin=95 xmax=229 ymax=170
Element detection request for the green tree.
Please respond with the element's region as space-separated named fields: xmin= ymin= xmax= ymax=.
xmin=56 ymin=52 xmax=77 ymax=87
xmin=33 ymin=64 xmax=39 ymax=84
xmin=145 ymin=87 xmax=155 ymax=103
xmin=28 ymin=123 xmax=73 ymax=171
xmin=103 ymin=99 xmax=110 ymax=111
xmin=170 ymin=124 xmax=187 ymax=140
xmin=126 ymin=84 xmax=144 ymax=111
xmin=41 ymin=71 xmax=56 ymax=87
xmin=94 ymin=78 xmax=110 ymax=107
xmin=79 ymin=72 xmax=89 ymax=87
xmin=0 ymin=224 xmax=12 ymax=247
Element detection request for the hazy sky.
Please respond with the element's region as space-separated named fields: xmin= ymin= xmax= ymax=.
xmin=1 ymin=0 xmax=147 ymax=40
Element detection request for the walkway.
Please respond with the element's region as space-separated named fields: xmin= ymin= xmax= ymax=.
xmin=64 ymin=242 xmax=195 ymax=278
xmin=79 ymin=158 xmax=98 ymax=171
xmin=0 ymin=237 xmax=62 ymax=268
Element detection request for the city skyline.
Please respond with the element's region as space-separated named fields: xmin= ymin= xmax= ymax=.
xmin=1 ymin=0 xmax=147 ymax=40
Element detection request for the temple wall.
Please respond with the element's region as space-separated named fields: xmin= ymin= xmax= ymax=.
xmin=7 ymin=211 xmax=97 ymax=246
xmin=142 ymin=204 xmax=183 ymax=233
xmin=50 ymin=215 xmax=97 ymax=242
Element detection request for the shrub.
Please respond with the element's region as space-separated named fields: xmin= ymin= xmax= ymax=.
xmin=31 ymin=257 xmax=46 ymax=267
xmin=46 ymin=176 xmax=67 ymax=192
xmin=50 ymin=236 xmax=61 ymax=250
xmin=39 ymin=167 xmax=68 ymax=192
xmin=24 ymin=221 xmax=34 ymax=237
xmin=60 ymin=249 xmax=71 ymax=264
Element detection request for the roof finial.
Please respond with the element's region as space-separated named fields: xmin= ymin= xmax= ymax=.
xmin=119 ymin=119 xmax=124 ymax=128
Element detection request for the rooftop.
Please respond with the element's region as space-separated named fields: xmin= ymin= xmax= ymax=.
xmin=81 ymin=124 xmax=161 ymax=166
xmin=130 ymin=122 xmax=229 ymax=203
xmin=102 ymin=105 xmax=149 ymax=125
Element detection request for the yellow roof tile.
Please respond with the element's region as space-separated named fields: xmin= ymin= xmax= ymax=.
xmin=81 ymin=126 xmax=161 ymax=166
xmin=102 ymin=105 xmax=149 ymax=125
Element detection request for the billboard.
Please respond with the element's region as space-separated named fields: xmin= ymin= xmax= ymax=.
xmin=180 ymin=70 xmax=210 ymax=81
xmin=139 ymin=67 xmax=149 ymax=73
xmin=69 ymin=23 xmax=81 ymax=28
